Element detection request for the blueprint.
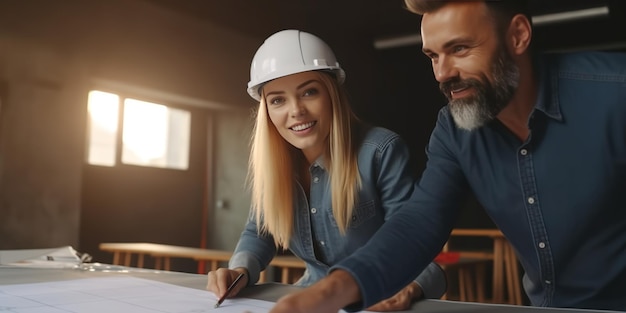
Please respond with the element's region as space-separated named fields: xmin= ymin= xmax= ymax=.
xmin=0 ymin=276 xmax=274 ymax=313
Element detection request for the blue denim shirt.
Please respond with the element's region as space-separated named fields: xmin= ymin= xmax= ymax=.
xmin=335 ymin=51 xmax=626 ymax=311
xmin=230 ymin=126 xmax=447 ymax=299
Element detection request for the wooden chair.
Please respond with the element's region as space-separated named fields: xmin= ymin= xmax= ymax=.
xmin=435 ymin=242 xmax=490 ymax=302
xmin=443 ymin=229 xmax=523 ymax=305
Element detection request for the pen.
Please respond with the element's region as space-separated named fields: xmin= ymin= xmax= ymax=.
xmin=214 ymin=272 xmax=245 ymax=308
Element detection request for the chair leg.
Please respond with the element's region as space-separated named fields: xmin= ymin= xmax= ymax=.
xmin=475 ymin=262 xmax=486 ymax=303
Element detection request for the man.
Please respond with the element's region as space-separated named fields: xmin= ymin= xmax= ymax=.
xmin=269 ymin=1 xmax=626 ymax=312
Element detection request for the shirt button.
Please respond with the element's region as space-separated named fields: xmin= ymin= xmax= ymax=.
xmin=320 ymin=241 xmax=325 ymax=246
xmin=310 ymin=208 xmax=317 ymax=214
xmin=538 ymin=242 xmax=546 ymax=249
xmin=520 ymin=149 xmax=528 ymax=156
xmin=545 ymin=280 xmax=552 ymax=284
xmin=527 ymin=197 xmax=535 ymax=204
xmin=313 ymin=177 xmax=319 ymax=183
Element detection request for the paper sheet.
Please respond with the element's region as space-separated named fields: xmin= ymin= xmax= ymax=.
xmin=0 ymin=276 xmax=365 ymax=313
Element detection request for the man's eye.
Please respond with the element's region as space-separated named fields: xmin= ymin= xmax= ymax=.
xmin=453 ymin=46 xmax=467 ymax=53
xmin=423 ymin=52 xmax=437 ymax=61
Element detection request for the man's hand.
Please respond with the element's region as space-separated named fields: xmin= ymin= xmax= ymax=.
xmin=366 ymin=282 xmax=423 ymax=312
xmin=269 ymin=270 xmax=361 ymax=313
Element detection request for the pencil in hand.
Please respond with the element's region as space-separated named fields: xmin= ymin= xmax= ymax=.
xmin=214 ymin=272 xmax=246 ymax=308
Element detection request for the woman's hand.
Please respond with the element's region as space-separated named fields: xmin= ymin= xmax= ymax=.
xmin=366 ymin=282 xmax=423 ymax=312
xmin=206 ymin=267 xmax=249 ymax=299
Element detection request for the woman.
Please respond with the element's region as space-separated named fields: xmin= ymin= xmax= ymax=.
xmin=207 ymin=29 xmax=446 ymax=311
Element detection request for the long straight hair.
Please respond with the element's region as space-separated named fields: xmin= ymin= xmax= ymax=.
xmin=247 ymin=71 xmax=363 ymax=248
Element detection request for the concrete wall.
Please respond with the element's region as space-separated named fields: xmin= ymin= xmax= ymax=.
xmin=210 ymin=109 xmax=255 ymax=250
xmin=0 ymin=0 xmax=257 ymax=252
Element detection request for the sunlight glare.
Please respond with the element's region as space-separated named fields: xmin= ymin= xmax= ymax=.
xmin=123 ymin=99 xmax=168 ymax=162
xmin=88 ymin=91 xmax=119 ymax=132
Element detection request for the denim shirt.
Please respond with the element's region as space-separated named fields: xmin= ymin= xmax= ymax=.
xmin=335 ymin=51 xmax=626 ymax=311
xmin=230 ymin=126 xmax=446 ymax=299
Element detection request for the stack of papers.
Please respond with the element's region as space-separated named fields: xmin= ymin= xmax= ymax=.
xmin=0 ymin=246 xmax=82 ymax=268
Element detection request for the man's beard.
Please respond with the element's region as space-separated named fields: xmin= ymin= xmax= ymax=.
xmin=439 ymin=47 xmax=520 ymax=131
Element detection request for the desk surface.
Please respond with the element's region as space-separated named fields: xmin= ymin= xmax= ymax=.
xmin=0 ymin=265 xmax=616 ymax=313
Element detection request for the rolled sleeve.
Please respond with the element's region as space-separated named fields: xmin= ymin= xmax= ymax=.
xmin=229 ymin=251 xmax=264 ymax=286
xmin=415 ymin=262 xmax=447 ymax=299
xmin=229 ymin=212 xmax=277 ymax=286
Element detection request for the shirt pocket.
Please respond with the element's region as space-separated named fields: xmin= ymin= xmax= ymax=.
xmin=348 ymin=199 xmax=376 ymax=229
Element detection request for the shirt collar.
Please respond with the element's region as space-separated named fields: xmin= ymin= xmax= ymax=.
xmin=311 ymin=156 xmax=327 ymax=171
xmin=533 ymin=53 xmax=563 ymax=121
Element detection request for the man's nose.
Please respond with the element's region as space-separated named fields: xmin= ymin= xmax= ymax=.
xmin=433 ymin=56 xmax=459 ymax=83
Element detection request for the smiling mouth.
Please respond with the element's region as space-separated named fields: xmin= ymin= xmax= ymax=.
xmin=291 ymin=121 xmax=316 ymax=131
xmin=450 ymin=86 xmax=471 ymax=98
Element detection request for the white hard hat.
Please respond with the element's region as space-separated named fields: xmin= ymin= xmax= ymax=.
xmin=247 ymin=29 xmax=346 ymax=101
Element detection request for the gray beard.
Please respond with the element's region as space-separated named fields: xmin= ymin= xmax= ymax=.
xmin=444 ymin=50 xmax=520 ymax=131
xmin=449 ymin=93 xmax=493 ymax=131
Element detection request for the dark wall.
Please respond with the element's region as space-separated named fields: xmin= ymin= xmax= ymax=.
xmin=0 ymin=0 xmax=258 ymax=257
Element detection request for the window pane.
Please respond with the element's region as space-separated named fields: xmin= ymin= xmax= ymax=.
xmin=87 ymin=90 xmax=119 ymax=166
xmin=122 ymin=98 xmax=190 ymax=170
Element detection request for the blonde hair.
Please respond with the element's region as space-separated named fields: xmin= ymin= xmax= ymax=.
xmin=247 ymin=71 xmax=362 ymax=248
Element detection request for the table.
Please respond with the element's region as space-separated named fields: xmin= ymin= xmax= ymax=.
xmin=449 ymin=228 xmax=522 ymax=305
xmin=0 ymin=266 xmax=617 ymax=313
xmin=99 ymin=242 xmax=307 ymax=283
xmin=99 ymin=242 xmax=233 ymax=272
xmin=99 ymin=238 xmax=519 ymax=303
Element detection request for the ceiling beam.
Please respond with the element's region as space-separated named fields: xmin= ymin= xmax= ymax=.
xmin=373 ymin=5 xmax=610 ymax=50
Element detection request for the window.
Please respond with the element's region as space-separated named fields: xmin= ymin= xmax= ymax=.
xmin=86 ymin=90 xmax=191 ymax=170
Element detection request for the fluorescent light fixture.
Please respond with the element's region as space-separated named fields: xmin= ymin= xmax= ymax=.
xmin=374 ymin=34 xmax=423 ymax=50
xmin=532 ymin=6 xmax=609 ymax=26
xmin=374 ymin=5 xmax=610 ymax=50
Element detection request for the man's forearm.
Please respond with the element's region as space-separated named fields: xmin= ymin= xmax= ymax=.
xmin=324 ymin=270 xmax=362 ymax=308
xmin=269 ymin=270 xmax=362 ymax=313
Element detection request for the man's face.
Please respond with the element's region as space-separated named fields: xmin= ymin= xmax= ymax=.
xmin=421 ymin=2 xmax=520 ymax=130
xmin=441 ymin=44 xmax=520 ymax=130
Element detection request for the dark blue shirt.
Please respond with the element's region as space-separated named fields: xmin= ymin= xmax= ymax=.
xmin=334 ymin=51 xmax=626 ymax=311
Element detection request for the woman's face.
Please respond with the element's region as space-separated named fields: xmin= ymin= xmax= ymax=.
xmin=263 ymin=71 xmax=333 ymax=163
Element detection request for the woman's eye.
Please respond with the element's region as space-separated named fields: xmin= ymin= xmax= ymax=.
xmin=303 ymin=88 xmax=319 ymax=97
xmin=268 ymin=97 xmax=284 ymax=105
